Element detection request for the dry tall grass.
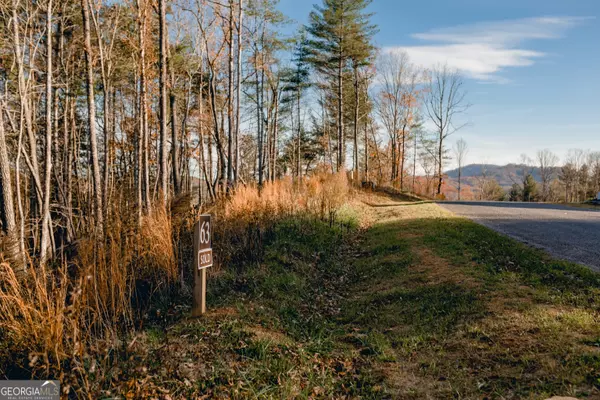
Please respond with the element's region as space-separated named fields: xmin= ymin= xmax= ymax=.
xmin=0 ymin=171 xmax=350 ymax=395
xmin=0 ymin=199 xmax=178 ymax=394
xmin=223 ymin=170 xmax=348 ymax=222
xmin=210 ymin=170 xmax=349 ymax=269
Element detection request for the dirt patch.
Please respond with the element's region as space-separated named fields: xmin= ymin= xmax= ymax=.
xmin=378 ymin=360 xmax=452 ymax=398
xmin=205 ymin=306 xmax=239 ymax=318
xmin=246 ymin=325 xmax=291 ymax=345
xmin=410 ymin=246 xmax=479 ymax=288
xmin=399 ymin=232 xmax=423 ymax=239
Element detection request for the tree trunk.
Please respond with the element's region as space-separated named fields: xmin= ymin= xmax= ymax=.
xmin=40 ymin=0 xmax=54 ymax=263
xmin=65 ymin=98 xmax=75 ymax=240
xmin=159 ymin=0 xmax=168 ymax=205
xmin=136 ymin=0 xmax=151 ymax=213
xmin=458 ymin=166 xmax=462 ymax=200
xmin=0 ymin=104 xmax=16 ymax=239
xmin=390 ymin=137 xmax=396 ymax=182
xmin=136 ymin=73 xmax=143 ymax=221
xmin=363 ymin=121 xmax=368 ymax=182
xmin=261 ymin=69 xmax=269 ymax=184
xmin=15 ymin=102 xmax=28 ymax=269
xmin=437 ymin=134 xmax=443 ymax=195
xmin=180 ymin=77 xmax=192 ymax=190
xmin=12 ymin=0 xmax=43 ymax=224
xmin=337 ymin=56 xmax=344 ymax=171
xmin=0 ymin=105 xmax=22 ymax=272
xmin=400 ymin=126 xmax=406 ymax=191
xmin=412 ymin=132 xmax=417 ymax=193
xmin=353 ymin=65 xmax=359 ymax=182
xmin=102 ymin=84 xmax=111 ymax=216
xmin=370 ymin=122 xmax=383 ymax=184
xmin=235 ymin=0 xmax=243 ymax=184
xmin=81 ymin=0 xmax=104 ymax=234
xmin=296 ymin=85 xmax=301 ymax=180
xmin=256 ymin=47 xmax=264 ymax=186
xmin=170 ymin=66 xmax=181 ymax=195
xmin=198 ymin=58 xmax=214 ymax=201
xmin=272 ymin=91 xmax=279 ymax=182
xmin=226 ymin=0 xmax=234 ymax=189
xmin=207 ymin=63 xmax=226 ymax=194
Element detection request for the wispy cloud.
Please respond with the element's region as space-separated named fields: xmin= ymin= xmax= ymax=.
xmin=385 ymin=17 xmax=591 ymax=82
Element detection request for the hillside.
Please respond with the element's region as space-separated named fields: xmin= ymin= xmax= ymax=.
xmin=445 ymin=163 xmax=561 ymax=189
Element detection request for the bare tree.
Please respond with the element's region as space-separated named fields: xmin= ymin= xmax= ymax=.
xmin=424 ymin=64 xmax=469 ymax=195
xmin=475 ymin=164 xmax=489 ymax=201
xmin=419 ymin=144 xmax=437 ymax=198
xmin=169 ymin=40 xmax=182 ymax=195
xmin=234 ymin=0 xmax=243 ymax=183
xmin=159 ymin=0 xmax=168 ymax=205
xmin=40 ymin=0 xmax=54 ymax=263
xmin=136 ymin=0 xmax=151 ymax=216
xmin=589 ymin=152 xmax=600 ymax=197
xmin=452 ymin=138 xmax=468 ymax=200
xmin=0 ymin=95 xmax=16 ymax=247
xmin=475 ymin=163 xmax=505 ymax=201
xmin=565 ymin=149 xmax=587 ymax=202
xmin=375 ymin=51 xmax=418 ymax=187
xmin=226 ymin=0 xmax=234 ymax=188
xmin=81 ymin=0 xmax=104 ymax=234
xmin=89 ymin=2 xmax=120 ymax=214
xmin=537 ymin=149 xmax=559 ymax=202
xmin=11 ymin=0 xmax=44 ymax=248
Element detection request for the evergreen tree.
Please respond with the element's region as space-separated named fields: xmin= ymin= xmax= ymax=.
xmin=282 ymin=28 xmax=311 ymax=179
xmin=306 ymin=0 xmax=376 ymax=171
xmin=523 ymin=174 xmax=538 ymax=202
xmin=509 ymin=183 xmax=522 ymax=202
xmin=349 ymin=16 xmax=376 ymax=180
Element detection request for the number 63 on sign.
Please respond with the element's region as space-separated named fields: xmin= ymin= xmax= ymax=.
xmin=197 ymin=215 xmax=212 ymax=270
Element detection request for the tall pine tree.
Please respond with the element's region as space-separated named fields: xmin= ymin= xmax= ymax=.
xmin=306 ymin=0 xmax=376 ymax=172
xmin=282 ymin=28 xmax=311 ymax=179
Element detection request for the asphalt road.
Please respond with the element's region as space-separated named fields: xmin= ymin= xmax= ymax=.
xmin=438 ymin=201 xmax=600 ymax=271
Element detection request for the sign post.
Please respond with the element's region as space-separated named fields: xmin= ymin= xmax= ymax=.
xmin=193 ymin=214 xmax=212 ymax=316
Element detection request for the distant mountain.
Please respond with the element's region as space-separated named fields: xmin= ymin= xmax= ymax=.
xmin=445 ymin=163 xmax=561 ymax=189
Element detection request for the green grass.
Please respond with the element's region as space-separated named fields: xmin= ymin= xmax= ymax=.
xmin=346 ymin=209 xmax=600 ymax=398
xmin=349 ymin=283 xmax=485 ymax=335
xmin=114 ymin=197 xmax=600 ymax=399
xmin=411 ymin=217 xmax=600 ymax=306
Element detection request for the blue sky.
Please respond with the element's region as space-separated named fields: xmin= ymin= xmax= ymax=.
xmin=278 ymin=0 xmax=600 ymax=167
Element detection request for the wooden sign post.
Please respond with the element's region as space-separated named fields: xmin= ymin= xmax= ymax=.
xmin=193 ymin=214 xmax=213 ymax=316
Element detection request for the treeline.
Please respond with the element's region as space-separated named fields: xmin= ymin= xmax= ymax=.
xmin=448 ymin=149 xmax=600 ymax=202
xmin=505 ymin=149 xmax=600 ymax=203
xmin=0 ymin=0 xmax=471 ymax=268
xmin=556 ymin=149 xmax=600 ymax=203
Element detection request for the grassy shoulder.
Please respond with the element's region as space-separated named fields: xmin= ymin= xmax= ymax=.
xmin=564 ymin=202 xmax=600 ymax=211
xmin=113 ymin=192 xmax=600 ymax=398
xmin=348 ymin=199 xmax=600 ymax=399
